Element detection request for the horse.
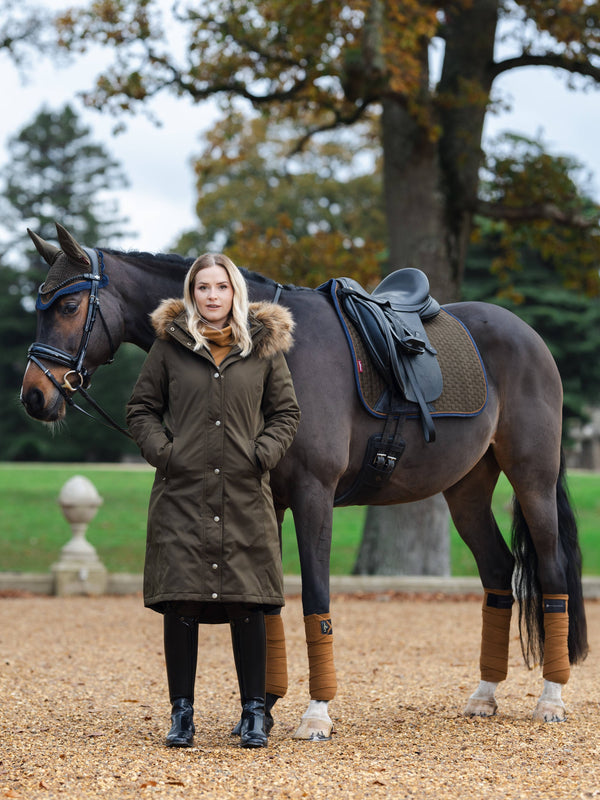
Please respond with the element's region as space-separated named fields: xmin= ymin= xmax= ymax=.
xmin=21 ymin=223 xmax=588 ymax=739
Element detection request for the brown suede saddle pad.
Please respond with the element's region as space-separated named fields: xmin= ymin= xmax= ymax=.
xmin=339 ymin=303 xmax=488 ymax=420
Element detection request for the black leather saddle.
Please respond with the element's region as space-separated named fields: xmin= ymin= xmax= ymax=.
xmin=333 ymin=268 xmax=443 ymax=442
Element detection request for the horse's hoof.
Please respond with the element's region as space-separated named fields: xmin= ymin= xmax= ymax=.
xmin=292 ymin=717 xmax=333 ymax=741
xmin=532 ymin=700 xmax=566 ymax=722
xmin=462 ymin=697 xmax=498 ymax=718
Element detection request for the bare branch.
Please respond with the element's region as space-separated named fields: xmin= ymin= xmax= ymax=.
xmin=477 ymin=199 xmax=598 ymax=229
xmin=288 ymin=101 xmax=374 ymax=155
xmin=142 ymin=49 xmax=312 ymax=106
xmin=490 ymin=53 xmax=600 ymax=83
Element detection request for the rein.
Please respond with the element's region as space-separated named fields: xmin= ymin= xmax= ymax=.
xmin=27 ymin=248 xmax=132 ymax=438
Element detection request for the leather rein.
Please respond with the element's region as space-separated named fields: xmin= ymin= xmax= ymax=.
xmin=26 ymin=247 xmax=132 ymax=438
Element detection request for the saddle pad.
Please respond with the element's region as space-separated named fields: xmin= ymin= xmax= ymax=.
xmin=335 ymin=296 xmax=488 ymax=419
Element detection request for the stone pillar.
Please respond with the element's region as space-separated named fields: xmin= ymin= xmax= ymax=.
xmin=52 ymin=475 xmax=108 ymax=596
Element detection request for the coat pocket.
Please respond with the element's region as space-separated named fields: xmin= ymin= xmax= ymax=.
xmin=246 ymin=440 xmax=263 ymax=474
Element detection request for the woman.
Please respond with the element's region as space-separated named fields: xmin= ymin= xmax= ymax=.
xmin=126 ymin=253 xmax=300 ymax=749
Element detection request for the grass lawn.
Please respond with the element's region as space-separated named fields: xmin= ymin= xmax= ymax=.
xmin=1 ymin=463 xmax=599 ymax=575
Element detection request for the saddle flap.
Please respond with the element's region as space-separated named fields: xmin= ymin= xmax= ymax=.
xmin=338 ymin=283 xmax=443 ymax=406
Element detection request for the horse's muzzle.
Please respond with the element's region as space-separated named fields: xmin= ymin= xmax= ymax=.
xmin=20 ymin=384 xmax=66 ymax=422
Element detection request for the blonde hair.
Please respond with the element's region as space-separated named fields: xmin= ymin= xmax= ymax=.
xmin=183 ymin=253 xmax=252 ymax=357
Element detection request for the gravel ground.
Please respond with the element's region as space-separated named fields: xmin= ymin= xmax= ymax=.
xmin=1 ymin=592 xmax=599 ymax=800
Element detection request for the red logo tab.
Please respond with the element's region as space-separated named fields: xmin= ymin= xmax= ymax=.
xmin=357 ymin=359 xmax=363 ymax=373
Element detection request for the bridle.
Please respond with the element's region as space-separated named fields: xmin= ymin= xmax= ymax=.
xmin=26 ymin=247 xmax=132 ymax=438
xmin=26 ymin=256 xmax=285 ymax=438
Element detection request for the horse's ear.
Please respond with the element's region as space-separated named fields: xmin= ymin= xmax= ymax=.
xmin=27 ymin=228 xmax=61 ymax=266
xmin=55 ymin=222 xmax=92 ymax=268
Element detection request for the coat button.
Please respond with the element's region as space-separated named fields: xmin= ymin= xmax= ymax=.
xmin=215 ymin=420 xmax=221 ymax=426
xmin=213 ymin=372 xmax=220 ymax=378
xmin=211 ymin=592 xmax=218 ymax=599
xmin=214 ymin=468 xmax=220 ymax=475
xmin=211 ymin=563 xmax=218 ymax=570
xmin=214 ymin=515 xmax=220 ymax=522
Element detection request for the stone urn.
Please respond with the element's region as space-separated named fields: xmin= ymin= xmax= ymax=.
xmin=52 ymin=475 xmax=108 ymax=596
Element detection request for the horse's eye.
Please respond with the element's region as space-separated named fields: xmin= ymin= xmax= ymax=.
xmin=62 ymin=302 xmax=79 ymax=315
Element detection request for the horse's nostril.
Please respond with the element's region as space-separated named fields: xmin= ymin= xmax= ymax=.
xmin=22 ymin=387 xmax=46 ymax=416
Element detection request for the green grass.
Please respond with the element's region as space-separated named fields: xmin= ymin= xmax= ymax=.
xmin=1 ymin=463 xmax=599 ymax=575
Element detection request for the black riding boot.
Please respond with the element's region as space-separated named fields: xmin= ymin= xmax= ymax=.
xmin=230 ymin=619 xmax=275 ymax=737
xmin=164 ymin=613 xmax=198 ymax=747
xmin=230 ymin=611 xmax=268 ymax=748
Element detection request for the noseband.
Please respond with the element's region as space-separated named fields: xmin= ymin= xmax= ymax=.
xmin=26 ymin=248 xmax=131 ymax=437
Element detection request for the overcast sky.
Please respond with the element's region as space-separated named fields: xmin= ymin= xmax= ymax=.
xmin=1 ymin=7 xmax=599 ymax=255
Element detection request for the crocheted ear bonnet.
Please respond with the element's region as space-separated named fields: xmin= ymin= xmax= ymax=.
xmin=28 ymin=223 xmax=106 ymax=309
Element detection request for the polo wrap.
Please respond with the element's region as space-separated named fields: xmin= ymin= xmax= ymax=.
xmin=542 ymin=594 xmax=570 ymax=684
xmin=480 ymin=588 xmax=514 ymax=683
xmin=304 ymin=613 xmax=337 ymax=701
xmin=265 ymin=613 xmax=288 ymax=698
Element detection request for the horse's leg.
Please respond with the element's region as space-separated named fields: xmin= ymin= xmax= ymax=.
xmin=535 ymin=681 xmax=566 ymax=722
xmin=443 ymin=450 xmax=515 ymax=718
xmin=265 ymin=507 xmax=288 ymax=712
xmin=504 ymin=476 xmax=571 ymax=722
xmin=495 ymin=430 xmax=587 ymax=721
xmin=289 ymin=479 xmax=336 ymax=741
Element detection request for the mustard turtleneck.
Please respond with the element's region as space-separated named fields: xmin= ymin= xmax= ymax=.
xmin=201 ymin=325 xmax=234 ymax=366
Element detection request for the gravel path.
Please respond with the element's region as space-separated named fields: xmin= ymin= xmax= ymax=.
xmin=1 ymin=592 xmax=599 ymax=799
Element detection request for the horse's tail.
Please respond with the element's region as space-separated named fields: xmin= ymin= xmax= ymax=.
xmin=511 ymin=451 xmax=588 ymax=669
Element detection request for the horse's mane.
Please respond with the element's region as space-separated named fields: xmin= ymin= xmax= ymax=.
xmin=103 ymin=248 xmax=311 ymax=292
xmin=238 ymin=267 xmax=311 ymax=293
xmin=103 ymin=248 xmax=193 ymax=276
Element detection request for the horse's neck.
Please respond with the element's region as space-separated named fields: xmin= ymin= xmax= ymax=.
xmin=108 ymin=253 xmax=187 ymax=352
xmin=245 ymin=274 xmax=286 ymax=304
xmin=112 ymin=259 xmax=296 ymax=351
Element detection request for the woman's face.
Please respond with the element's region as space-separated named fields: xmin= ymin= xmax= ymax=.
xmin=193 ymin=265 xmax=234 ymax=329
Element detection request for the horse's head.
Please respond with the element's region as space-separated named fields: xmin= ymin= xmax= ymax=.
xmin=21 ymin=222 xmax=121 ymax=423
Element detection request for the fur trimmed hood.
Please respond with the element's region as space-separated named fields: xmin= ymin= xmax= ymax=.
xmin=149 ymin=298 xmax=295 ymax=359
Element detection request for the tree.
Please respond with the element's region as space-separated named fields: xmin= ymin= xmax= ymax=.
xmin=51 ymin=1 xmax=600 ymax=294
xmin=464 ymin=132 xmax=600 ymax=428
xmin=476 ymin=133 xmax=600 ymax=296
xmin=23 ymin=0 xmax=600 ymax=571
xmin=174 ymin=111 xmax=385 ymax=287
xmin=0 ymin=0 xmax=54 ymax=67
xmin=0 ymin=103 xmax=142 ymax=461
xmin=464 ymin=225 xmax=600 ymax=431
xmin=1 ymin=103 xmax=130 ymax=263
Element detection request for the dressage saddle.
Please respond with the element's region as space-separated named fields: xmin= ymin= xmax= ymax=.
xmin=335 ymin=268 xmax=443 ymax=442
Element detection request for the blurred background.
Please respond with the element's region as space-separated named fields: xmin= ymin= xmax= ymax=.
xmin=2 ymin=1 xmax=600 ymax=578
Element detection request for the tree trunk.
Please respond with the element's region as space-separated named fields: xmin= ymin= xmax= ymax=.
xmin=354 ymin=3 xmax=498 ymax=577
xmin=381 ymin=98 xmax=456 ymax=302
xmin=354 ymin=495 xmax=450 ymax=576
xmin=355 ymin=96 xmax=452 ymax=578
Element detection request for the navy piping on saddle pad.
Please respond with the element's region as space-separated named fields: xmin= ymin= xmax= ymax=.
xmin=326 ymin=278 xmax=489 ymax=421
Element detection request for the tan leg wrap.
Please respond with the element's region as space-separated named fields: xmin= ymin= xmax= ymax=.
xmin=543 ymin=594 xmax=570 ymax=684
xmin=480 ymin=588 xmax=514 ymax=683
xmin=265 ymin=613 xmax=288 ymax=698
xmin=304 ymin=613 xmax=337 ymax=701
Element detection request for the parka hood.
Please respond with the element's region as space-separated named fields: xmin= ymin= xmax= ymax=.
xmin=149 ymin=297 xmax=295 ymax=359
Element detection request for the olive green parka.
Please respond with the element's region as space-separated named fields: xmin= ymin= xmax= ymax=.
xmin=126 ymin=298 xmax=300 ymax=617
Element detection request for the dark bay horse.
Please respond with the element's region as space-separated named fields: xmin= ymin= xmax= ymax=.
xmin=21 ymin=224 xmax=587 ymax=738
